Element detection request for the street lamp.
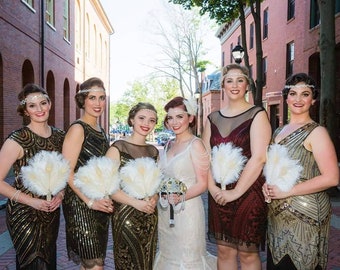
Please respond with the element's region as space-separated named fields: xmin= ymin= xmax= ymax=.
xmin=232 ymin=44 xmax=245 ymax=64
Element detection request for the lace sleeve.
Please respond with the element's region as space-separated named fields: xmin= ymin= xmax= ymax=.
xmin=190 ymin=138 xmax=211 ymax=171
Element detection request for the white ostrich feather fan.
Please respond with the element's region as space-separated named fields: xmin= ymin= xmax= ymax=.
xmin=211 ymin=142 xmax=247 ymax=189
xmin=120 ymin=157 xmax=162 ymax=199
xmin=21 ymin=150 xmax=70 ymax=200
xmin=263 ymin=144 xmax=303 ymax=192
xmin=74 ymin=156 xmax=120 ymax=200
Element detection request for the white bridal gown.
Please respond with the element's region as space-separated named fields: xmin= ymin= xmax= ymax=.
xmin=153 ymin=137 xmax=217 ymax=270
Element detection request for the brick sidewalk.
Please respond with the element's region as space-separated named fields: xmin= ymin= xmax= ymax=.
xmin=1 ymin=177 xmax=340 ymax=269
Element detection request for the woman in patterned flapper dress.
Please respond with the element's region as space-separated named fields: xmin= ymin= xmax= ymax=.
xmin=262 ymin=73 xmax=339 ymax=270
xmin=62 ymin=77 xmax=113 ymax=269
xmin=202 ymin=64 xmax=271 ymax=270
xmin=153 ymin=96 xmax=217 ymax=270
xmin=0 ymin=84 xmax=65 ymax=269
xmin=105 ymin=102 xmax=159 ymax=270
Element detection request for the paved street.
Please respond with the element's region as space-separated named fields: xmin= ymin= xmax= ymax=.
xmin=1 ymin=176 xmax=340 ymax=269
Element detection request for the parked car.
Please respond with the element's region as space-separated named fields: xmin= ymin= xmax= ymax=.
xmin=156 ymin=132 xmax=174 ymax=146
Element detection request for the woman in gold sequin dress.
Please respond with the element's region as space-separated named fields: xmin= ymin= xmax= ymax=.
xmin=263 ymin=73 xmax=339 ymax=270
xmin=105 ymin=102 xmax=159 ymax=270
xmin=62 ymin=77 xmax=113 ymax=269
xmin=0 ymin=84 xmax=65 ymax=269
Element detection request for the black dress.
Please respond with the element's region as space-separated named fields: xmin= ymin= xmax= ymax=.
xmin=62 ymin=120 xmax=110 ymax=268
xmin=6 ymin=126 xmax=65 ymax=270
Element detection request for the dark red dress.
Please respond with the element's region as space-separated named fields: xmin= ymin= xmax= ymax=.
xmin=207 ymin=106 xmax=267 ymax=252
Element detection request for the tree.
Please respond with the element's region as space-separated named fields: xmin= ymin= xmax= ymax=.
xmin=169 ymin=0 xmax=265 ymax=106
xmin=318 ymin=0 xmax=337 ymax=146
xmin=149 ymin=3 xmax=216 ymax=97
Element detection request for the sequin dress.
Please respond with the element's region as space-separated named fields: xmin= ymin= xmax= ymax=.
xmin=110 ymin=140 xmax=159 ymax=270
xmin=153 ymin=137 xmax=217 ymax=270
xmin=267 ymin=122 xmax=331 ymax=270
xmin=6 ymin=126 xmax=65 ymax=269
xmin=62 ymin=120 xmax=110 ymax=268
xmin=207 ymin=107 xmax=268 ymax=251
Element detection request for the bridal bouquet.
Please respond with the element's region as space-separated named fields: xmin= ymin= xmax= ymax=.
xmin=74 ymin=156 xmax=120 ymax=199
xmin=263 ymin=143 xmax=303 ymax=192
xmin=211 ymin=142 xmax=247 ymax=190
xmin=159 ymin=177 xmax=187 ymax=227
xmin=21 ymin=150 xmax=70 ymax=201
xmin=119 ymin=157 xmax=162 ymax=200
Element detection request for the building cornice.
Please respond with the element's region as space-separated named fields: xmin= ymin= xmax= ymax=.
xmin=90 ymin=0 xmax=114 ymax=34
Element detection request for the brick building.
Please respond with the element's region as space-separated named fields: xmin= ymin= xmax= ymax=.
xmin=0 ymin=0 xmax=113 ymax=145
xmin=201 ymin=0 xmax=340 ymax=156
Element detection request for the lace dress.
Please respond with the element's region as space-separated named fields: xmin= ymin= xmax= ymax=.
xmin=62 ymin=120 xmax=110 ymax=268
xmin=153 ymin=137 xmax=217 ymax=270
xmin=111 ymin=140 xmax=159 ymax=270
xmin=267 ymin=122 xmax=331 ymax=270
xmin=207 ymin=107 xmax=267 ymax=252
xmin=6 ymin=126 xmax=65 ymax=269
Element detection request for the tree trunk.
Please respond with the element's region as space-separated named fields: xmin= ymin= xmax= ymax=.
xmin=318 ymin=0 xmax=336 ymax=144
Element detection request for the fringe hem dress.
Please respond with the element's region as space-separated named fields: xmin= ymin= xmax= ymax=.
xmin=110 ymin=140 xmax=159 ymax=270
xmin=62 ymin=120 xmax=110 ymax=268
xmin=267 ymin=122 xmax=331 ymax=270
xmin=207 ymin=107 xmax=268 ymax=252
xmin=6 ymin=126 xmax=65 ymax=269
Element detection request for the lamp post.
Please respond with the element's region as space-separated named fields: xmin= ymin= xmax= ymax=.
xmin=194 ymin=88 xmax=202 ymax=136
xmin=232 ymin=44 xmax=245 ymax=64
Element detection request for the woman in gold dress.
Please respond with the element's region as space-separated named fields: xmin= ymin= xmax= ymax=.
xmin=105 ymin=102 xmax=159 ymax=270
xmin=62 ymin=77 xmax=113 ymax=269
xmin=263 ymin=73 xmax=339 ymax=269
xmin=0 ymin=84 xmax=65 ymax=269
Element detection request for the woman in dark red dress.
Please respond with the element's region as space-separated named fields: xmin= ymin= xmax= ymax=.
xmin=202 ymin=64 xmax=271 ymax=270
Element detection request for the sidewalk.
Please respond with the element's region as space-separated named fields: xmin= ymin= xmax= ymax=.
xmin=1 ymin=177 xmax=340 ymax=269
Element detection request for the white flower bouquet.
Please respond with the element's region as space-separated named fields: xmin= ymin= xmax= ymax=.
xmin=263 ymin=143 xmax=303 ymax=192
xmin=21 ymin=150 xmax=70 ymax=201
xmin=211 ymin=142 xmax=247 ymax=190
xmin=74 ymin=156 xmax=120 ymax=199
xmin=120 ymin=157 xmax=162 ymax=200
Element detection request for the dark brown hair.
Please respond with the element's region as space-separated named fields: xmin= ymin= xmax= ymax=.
xmin=127 ymin=102 xmax=158 ymax=127
xmin=75 ymin=77 xmax=105 ymax=109
xmin=282 ymin=73 xmax=318 ymax=100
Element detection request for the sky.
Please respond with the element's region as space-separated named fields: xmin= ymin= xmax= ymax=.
xmin=100 ymin=0 xmax=221 ymax=101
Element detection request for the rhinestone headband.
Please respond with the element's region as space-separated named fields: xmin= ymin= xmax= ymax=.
xmin=284 ymin=84 xmax=315 ymax=89
xmin=77 ymin=87 xmax=105 ymax=94
xmin=20 ymin=94 xmax=49 ymax=105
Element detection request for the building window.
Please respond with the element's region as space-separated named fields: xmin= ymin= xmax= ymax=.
xmin=221 ymin=51 xmax=225 ymax=67
xmin=46 ymin=0 xmax=54 ymax=26
xmin=263 ymin=9 xmax=268 ymax=39
xmin=287 ymin=0 xmax=295 ymax=20
xmin=262 ymin=57 xmax=267 ymax=86
xmin=336 ymin=0 xmax=340 ymax=13
xmin=310 ymin=0 xmax=320 ymax=28
xmin=249 ymin=23 xmax=254 ymax=49
xmin=63 ymin=0 xmax=70 ymax=40
xmin=22 ymin=0 xmax=34 ymax=8
xmin=237 ymin=35 xmax=241 ymax=45
xmin=286 ymin=42 xmax=294 ymax=78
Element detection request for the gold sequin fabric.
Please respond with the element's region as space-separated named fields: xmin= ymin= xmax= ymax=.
xmin=6 ymin=126 xmax=65 ymax=269
xmin=62 ymin=120 xmax=110 ymax=268
xmin=267 ymin=122 xmax=331 ymax=270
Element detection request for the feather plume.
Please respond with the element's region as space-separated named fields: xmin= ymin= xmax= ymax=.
xmin=211 ymin=142 xmax=247 ymax=189
xmin=21 ymin=150 xmax=70 ymax=200
xmin=120 ymin=157 xmax=162 ymax=199
xmin=263 ymin=144 xmax=303 ymax=192
xmin=74 ymin=156 xmax=120 ymax=199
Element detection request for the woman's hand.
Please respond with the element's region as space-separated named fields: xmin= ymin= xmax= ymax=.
xmin=29 ymin=197 xmax=52 ymax=212
xmin=134 ymin=199 xmax=156 ymax=214
xmin=89 ymin=198 xmax=114 ymax=213
xmin=48 ymin=191 xmax=64 ymax=211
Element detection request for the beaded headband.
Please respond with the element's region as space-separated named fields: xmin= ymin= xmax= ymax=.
xmin=20 ymin=94 xmax=49 ymax=105
xmin=77 ymin=87 xmax=106 ymax=94
xmin=284 ymin=84 xmax=315 ymax=89
xmin=224 ymin=73 xmax=249 ymax=81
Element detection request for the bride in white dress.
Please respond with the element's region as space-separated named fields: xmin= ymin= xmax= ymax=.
xmin=153 ymin=97 xmax=216 ymax=270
